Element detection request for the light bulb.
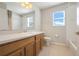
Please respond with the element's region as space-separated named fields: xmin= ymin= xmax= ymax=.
xmin=29 ymin=3 xmax=32 ymax=8
xmin=21 ymin=2 xmax=32 ymax=9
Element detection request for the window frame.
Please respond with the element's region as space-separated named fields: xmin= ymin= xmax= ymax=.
xmin=53 ymin=11 xmax=65 ymax=26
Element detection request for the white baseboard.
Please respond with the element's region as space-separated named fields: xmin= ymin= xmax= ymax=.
xmin=69 ymin=40 xmax=77 ymax=51
xmin=51 ymin=42 xmax=66 ymax=46
xmin=68 ymin=40 xmax=78 ymax=55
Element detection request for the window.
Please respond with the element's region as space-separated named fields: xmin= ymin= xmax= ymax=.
xmin=52 ymin=11 xmax=65 ymax=26
xmin=77 ymin=8 xmax=79 ymax=25
xmin=27 ymin=16 xmax=34 ymax=28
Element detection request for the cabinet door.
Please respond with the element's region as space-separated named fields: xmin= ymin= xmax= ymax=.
xmin=25 ymin=43 xmax=35 ymax=56
xmin=36 ymin=41 xmax=41 ymax=55
xmin=9 ymin=48 xmax=24 ymax=56
xmin=35 ymin=34 xmax=41 ymax=55
xmin=40 ymin=34 xmax=44 ymax=49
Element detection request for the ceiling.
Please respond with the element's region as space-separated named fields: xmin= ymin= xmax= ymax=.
xmin=5 ymin=2 xmax=63 ymax=15
xmin=32 ymin=2 xmax=63 ymax=9
xmin=5 ymin=2 xmax=33 ymax=15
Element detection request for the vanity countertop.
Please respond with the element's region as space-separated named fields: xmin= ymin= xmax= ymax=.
xmin=0 ymin=32 xmax=44 ymax=44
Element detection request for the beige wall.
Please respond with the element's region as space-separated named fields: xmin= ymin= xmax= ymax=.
xmin=41 ymin=2 xmax=79 ymax=55
xmin=66 ymin=3 xmax=76 ymax=46
xmin=65 ymin=3 xmax=79 ymax=55
xmin=41 ymin=3 xmax=67 ymax=43
xmin=35 ymin=7 xmax=41 ymax=31
xmin=0 ymin=3 xmax=8 ymax=31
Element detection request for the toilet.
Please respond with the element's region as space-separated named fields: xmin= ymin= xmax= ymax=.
xmin=44 ymin=37 xmax=52 ymax=46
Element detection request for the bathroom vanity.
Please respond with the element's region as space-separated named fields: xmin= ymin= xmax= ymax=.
xmin=0 ymin=32 xmax=44 ymax=56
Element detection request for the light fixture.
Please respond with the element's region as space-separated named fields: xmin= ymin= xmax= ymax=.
xmin=21 ymin=2 xmax=32 ymax=9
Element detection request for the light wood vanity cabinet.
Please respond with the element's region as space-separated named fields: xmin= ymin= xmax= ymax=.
xmin=24 ymin=38 xmax=35 ymax=56
xmin=35 ymin=34 xmax=41 ymax=55
xmin=0 ymin=34 xmax=44 ymax=56
xmin=25 ymin=42 xmax=35 ymax=56
xmin=40 ymin=34 xmax=44 ymax=49
xmin=35 ymin=34 xmax=44 ymax=55
xmin=9 ymin=48 xmax=24 ymax=56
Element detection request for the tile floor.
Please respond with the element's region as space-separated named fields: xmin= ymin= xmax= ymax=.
xmin=39 ymin=44 xmax=75 ymax=56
